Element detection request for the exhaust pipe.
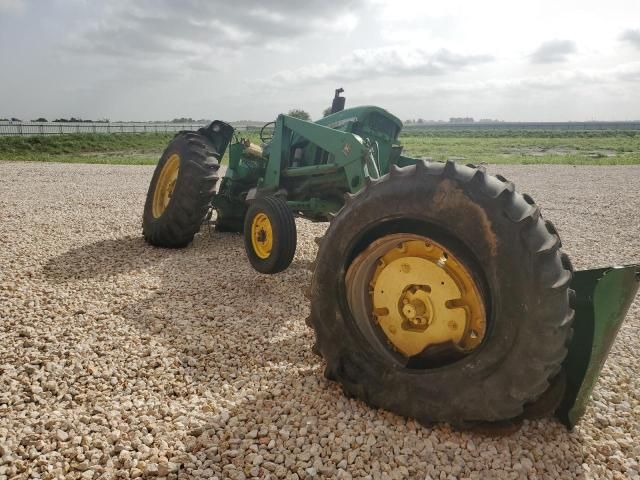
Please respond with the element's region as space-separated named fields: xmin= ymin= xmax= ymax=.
xmin=331 ymin=88 xmax=345 ymax=114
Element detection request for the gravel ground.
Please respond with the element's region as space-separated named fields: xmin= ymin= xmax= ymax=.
xmin=0 ymin=161 xmax=639 ymax=480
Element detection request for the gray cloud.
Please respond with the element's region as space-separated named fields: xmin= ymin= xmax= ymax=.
xmin=424 ymin=62 xmax=640 ymax=95
xmin=530 ymin=39 xmax=577 ymax=64
xmin=620 ymin=29 xmax=640 ymax=49
xmin=264 ymin=47 xmax=494 ymax=85
xmin=68 ymin=0 xmax=363 ymax=60
xmin=614 ymin=61 xmax=640 ymax=81
xmin=0 ymin=0 xmax=25 ymax=13
xmin=2 ymin=0 xmax=639 ymax=122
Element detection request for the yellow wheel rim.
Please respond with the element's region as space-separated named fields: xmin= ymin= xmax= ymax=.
xmin=152 ymin=153 xmax=180 ymax=218
xmin=346 ymin=234 xmax=486 ymax=358
xmin=251 ymin=212 xmax=273 ymax=259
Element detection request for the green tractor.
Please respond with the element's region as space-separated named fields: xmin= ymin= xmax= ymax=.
xmin=143 ymin=89 xmax=639 ymax=429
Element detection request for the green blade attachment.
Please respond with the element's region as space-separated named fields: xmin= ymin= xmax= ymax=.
xmin=557 ymin=264 xmax=640 ymax=428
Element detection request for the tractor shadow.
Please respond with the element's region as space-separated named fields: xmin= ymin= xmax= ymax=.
xmin=43 ymin=232 xmax=320 ymax=388
xmin=43 ymin=233 xmax=312 ymax=282
xmin=44 ymin=235 xmax=165 ymax=282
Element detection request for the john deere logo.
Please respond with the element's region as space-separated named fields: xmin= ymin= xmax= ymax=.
xmin=342 ymin=143 xmax=351 ymax=156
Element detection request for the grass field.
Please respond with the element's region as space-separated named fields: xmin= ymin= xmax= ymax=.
xmin=0 ymin=133 xmax=174 ymax=165
xmin=400 ymin=129 xmax=640 ymax=165
xmin=1 ymin=129 xmax=639 ymax=165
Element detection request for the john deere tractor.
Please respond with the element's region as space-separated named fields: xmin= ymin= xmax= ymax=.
xmin=143 ymin=89 xmax=639 ymax=429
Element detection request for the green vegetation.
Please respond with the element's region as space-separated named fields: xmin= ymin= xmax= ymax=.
xmin=0 ymin=133 xmax=174 ymax=164
xmin=0 ymin=129 xmax=638 ymax=165
xmin=287 ymin=109 xmax=311 ymax=121
xmin=400 ymin=129 xmax=640 ymax=165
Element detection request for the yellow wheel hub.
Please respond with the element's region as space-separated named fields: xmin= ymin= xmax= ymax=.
xmin=346 ymin=234 xmax=486 ymax=358
xmin=251 ymin=213 xmax=273 ymax=259
xmin=152 ymin=153 xmax=180 ymax=218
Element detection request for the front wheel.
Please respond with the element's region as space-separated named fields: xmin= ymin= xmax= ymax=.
xmin=243 ymin=196 xmax=297 ymax=274
xmin=308 ymin=160 xmax=574 ymax=425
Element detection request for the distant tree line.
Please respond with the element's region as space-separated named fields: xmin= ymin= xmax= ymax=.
xmin=170 ymin=117 xmax=211 ymax=123
xmin=3 ymin=110 xmax=313 ymax=123
xmin=51 ymin=118 xmax=112 ymax=123
xmin=287 ymin=109 xmax=311 ymax=121
xmin=0 ymin=117 xmax=111 ymax=123
xmin=0 ymin=117 xmax=219 ymax=123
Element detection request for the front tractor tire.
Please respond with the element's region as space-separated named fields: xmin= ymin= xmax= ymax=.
xmin=308 ymin=161 xmax=574 ymax=425
xmin=243 ymin=196 xmax=297 ymax=274
xmin=143 ymin=131 xmax=220 ymax=248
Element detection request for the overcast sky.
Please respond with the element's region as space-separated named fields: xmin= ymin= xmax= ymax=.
xmin=1 ymin=0 xmax=639 ymax=121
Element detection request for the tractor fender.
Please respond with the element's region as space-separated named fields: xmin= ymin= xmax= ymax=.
xmin=198 ymin=120 xmax=235 ymax=159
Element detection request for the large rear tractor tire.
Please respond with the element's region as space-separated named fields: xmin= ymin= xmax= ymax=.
xmin=308 ymin=161 xmax=574 ymax=425
xmin=143 ymin=131 xmax=220 ymax=248
xmin=243 ymin=196 xmax=297 ymax=274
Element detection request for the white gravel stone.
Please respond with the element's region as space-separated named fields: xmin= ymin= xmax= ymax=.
xmin=0 ymin=161 xmax=639 ymax=479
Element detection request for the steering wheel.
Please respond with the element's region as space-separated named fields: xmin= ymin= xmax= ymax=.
xmin=260 ymin=121 xmax=276 ymax=144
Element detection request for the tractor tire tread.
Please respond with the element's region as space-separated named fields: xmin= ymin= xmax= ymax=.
xmin=309 ymin=160 xmax=574 ymax=424
xmin=142 ymin=131 xmax=219 ymax=248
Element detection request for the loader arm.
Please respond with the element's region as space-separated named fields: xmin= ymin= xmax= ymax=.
xmin=261 ymin=114 xmax=372 ymax=193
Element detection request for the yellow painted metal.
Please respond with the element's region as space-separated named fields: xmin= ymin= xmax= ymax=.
xmin=351 ymin=235 xmax=486 ymax=357
xmin=251 ymin=212 xmax=273 ymax=259
xmin=242 ymin=140 xmax=264 ymax=159
xmin=152 ymin=153 xmax=180 ymax=218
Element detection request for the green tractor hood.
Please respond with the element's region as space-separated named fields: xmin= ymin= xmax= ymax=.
xmin=557 ymin=264 xmax=640 ymax=428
